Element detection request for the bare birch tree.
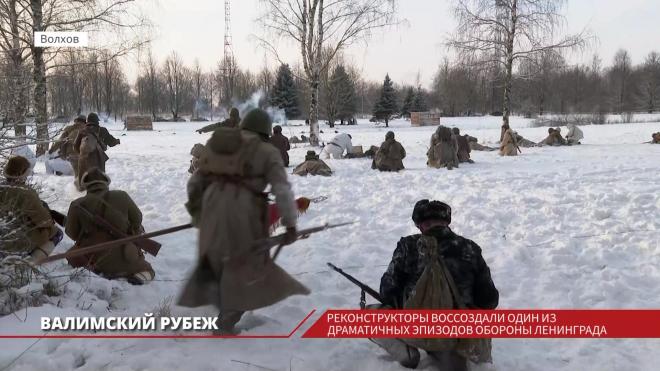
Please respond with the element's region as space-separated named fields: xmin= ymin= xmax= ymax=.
xmin=258 ymin=0 xmax=398 ymax=145
xmin=446 ymin=0 xmax=589 ymax=128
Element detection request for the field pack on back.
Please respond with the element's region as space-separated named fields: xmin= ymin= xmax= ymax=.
xmin=197 ymin=127 xmax=262 ymax=181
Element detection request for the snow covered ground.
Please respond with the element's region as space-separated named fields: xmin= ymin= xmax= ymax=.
xmin=1 ymin=117 xmax=660 ymax=371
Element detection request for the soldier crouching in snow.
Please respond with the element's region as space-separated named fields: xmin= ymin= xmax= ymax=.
xmin=64 ymin=168 xmax=155 ymax=285
xmin=373 ymin=200 xmax=499 ymax=370
xmin=0 ymin=156 xmax=63 ymax=263
xmin=179 ymin=108 xmax=309 ymax=334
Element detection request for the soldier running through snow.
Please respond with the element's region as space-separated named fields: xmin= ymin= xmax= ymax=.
xmin=293 ymin=151 xmax=333 ymax=177
xmin=0 ymin=156 xmax=63 ymax=263
xmin=179 ymin=108 xmax=309 ymax=334
xmin=270 ymin=125 xmax=291 ymax=167
xmin=373 ymin=131 xmax=406 ymax=172
xmin=321 ymin=133 xmax=353 ymax=159
xmin=73 ymin=113 xmax=120 ymax=189
xmin=427 ymin=126 xmax=459 ymax=170
xmin=47 ymin=115 xmax=87 ymax=176
xmin=64 ymin=168 xmax=155 ymax=284
xmin=196 ymin=107 xmax=241 ymax=133
xmin=373 ymin=200 xmax=499 ymax=370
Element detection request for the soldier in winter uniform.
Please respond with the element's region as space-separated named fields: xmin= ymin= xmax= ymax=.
xmin=499 ymin=128 xmax=520 ymax=156
xmin=0 ymin=156 xmax=63 ymax=262
xmin=188 ymin=143 xmax=205 ymax=174
xmin=373 ymin=131 xmax=406 ymax=171
xmin=452 ymin=128 xmax=474 ymax=163
xmin=270 ymin=125 xmax=291 ymax=167
xmin=321 ymin=133 xmax=353 ymax=159
xmin=466 ymin=136 xmax=497 ymax=151
xmin=565 ymin=123 xmax=584 ymax=144
xmin=73 ymin=113 xmax=120 ymax=189
xmin=47 ymin=115 xmax=87 ymax=176
xmin=179 ymin=108 xmax=309 ymax=334
xmin=64 ymin=168 xmax=154 ymax=284
xmin=427 ymin=126 xmax=459 ymax=170
xmin=652 ymin=132 xmax=660 ymax=143
xmin=539 ymin=127 xmax=567 ymax=146
xmin=375 ymin=200 xmax=499 ymax=370
xmin=196 ymin=107 xmax=241 ymax=133
xmin=292 ymin=151 xmax=333 ymax=177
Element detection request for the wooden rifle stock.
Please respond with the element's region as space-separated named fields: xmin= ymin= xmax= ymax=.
xmin=40 ymin=223 xmax=192 ymax=265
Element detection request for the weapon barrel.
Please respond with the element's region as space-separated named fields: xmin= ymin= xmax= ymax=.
xmin=327 ymin=262 xmax=382 ymax=303
xmin=40 ymin=223 xmax=193 ymax=265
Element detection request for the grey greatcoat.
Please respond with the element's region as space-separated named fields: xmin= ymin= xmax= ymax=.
xmin=178 ymin=130 xmax=309 ymax=312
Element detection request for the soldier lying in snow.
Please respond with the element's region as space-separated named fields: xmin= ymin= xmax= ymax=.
xmin=373 ymin=131 xmax=406 ymax=171
xmin=372 ymin=200 xmax=499 ymax=370
xmin=293 ymin=151 xmax=333 ymax=176
xmin=467 ymin=136 xmax=497 ymax=152
xmin=0 ymin=156 xmax=63 ymax=263
xmin=650 ymin=132 xmax=659 ymax=143
xmin=65 ymin=168 xmax=154 ymax=285
xmin=539 ymin=127 xmax=567 ymax=146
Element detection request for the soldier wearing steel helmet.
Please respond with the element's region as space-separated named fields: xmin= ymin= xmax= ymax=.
xmin=179 ymin=108 xmax=309 ymax=334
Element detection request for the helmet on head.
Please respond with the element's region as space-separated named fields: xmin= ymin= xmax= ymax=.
xmin=273 ymin=125 xmax=283 ymax=134
xmin=412 ymin=199 xmax=452 ymax=225
xmin=305 ymin=150 xmax=319 ymax=161
xmin=452 ymin=127 xmax=460 ymax=135
xmin=240 ymin=108 xmax=272 ymax=136
xmin=4 ymin=156 xmax=31 ymax=179
xmin=385 ymin=131 xmax=395 ymax=140
xmin=87 ymin=112 xmax=100 ymax=125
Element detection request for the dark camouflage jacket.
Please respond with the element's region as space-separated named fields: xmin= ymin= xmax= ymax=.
xmin=380 ymin=226 xmax=498 ymax=309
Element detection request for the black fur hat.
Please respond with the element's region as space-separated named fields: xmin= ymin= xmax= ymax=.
xmin=412 ymin=199 xmax=452 ymax=225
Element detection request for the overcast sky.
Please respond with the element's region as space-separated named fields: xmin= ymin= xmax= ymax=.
xmin=134 ymin=0 xmax=660 ymax=87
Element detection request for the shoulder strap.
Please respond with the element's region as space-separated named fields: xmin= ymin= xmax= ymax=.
xmin=435 ymin=240 xmax=468 ymax=309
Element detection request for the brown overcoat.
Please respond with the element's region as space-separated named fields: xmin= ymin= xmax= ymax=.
xmin=292 ymin=159 xmax=333 ymax=176
xmin=0 ymin=183 xmax=57 ymax=253
xmin=179 ymin=130 xmax=309 ymax=312
xmin=499 ymin=129 xmax=519 ymax=156
xmin=456 ymin=135 xmax=472 ymax=162
xmin=374 ymin=139 xmax=406 ymax=171
xmin=65 ymin=183 xmax=153 ymax=278
xmin=270 ymin=132 xmax=291 ymax=167
xmin=74 ymin=124 xmax=120 ymax=176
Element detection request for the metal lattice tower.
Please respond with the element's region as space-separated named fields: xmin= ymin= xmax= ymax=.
xmin=224 ymin=0 xmax=233 ymax=75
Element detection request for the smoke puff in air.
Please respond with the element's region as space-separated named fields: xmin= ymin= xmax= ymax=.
xmin=235 ymin=90 xmax=288 ymax=125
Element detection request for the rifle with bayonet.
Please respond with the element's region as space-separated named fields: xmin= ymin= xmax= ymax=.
xmin=75 ymin=204 xmax=163 ymax=257
xmin=251 ymin=222 xmax=355 ymax=259
xmin=40 ymin=223 xmax=193 ymax=265
xmin=327 ymin=262 xmax=382 ymax=308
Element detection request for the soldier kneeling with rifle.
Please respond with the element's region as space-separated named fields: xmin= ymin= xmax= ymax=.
xmin=64 ymin=168 xmax=155 ymax=285
xmin=330 ymin=200 xmax=498 ymax=370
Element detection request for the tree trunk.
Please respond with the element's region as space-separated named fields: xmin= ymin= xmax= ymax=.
xmin=31 ymin=0 xmax=49 ymax=156
xmin=502 ymin=0 xmax=517 ymax=128
xmin=8 ymin=0 xmax=27 ymax=136
xmin=308 ymin=79 xmax=320 ymax=146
